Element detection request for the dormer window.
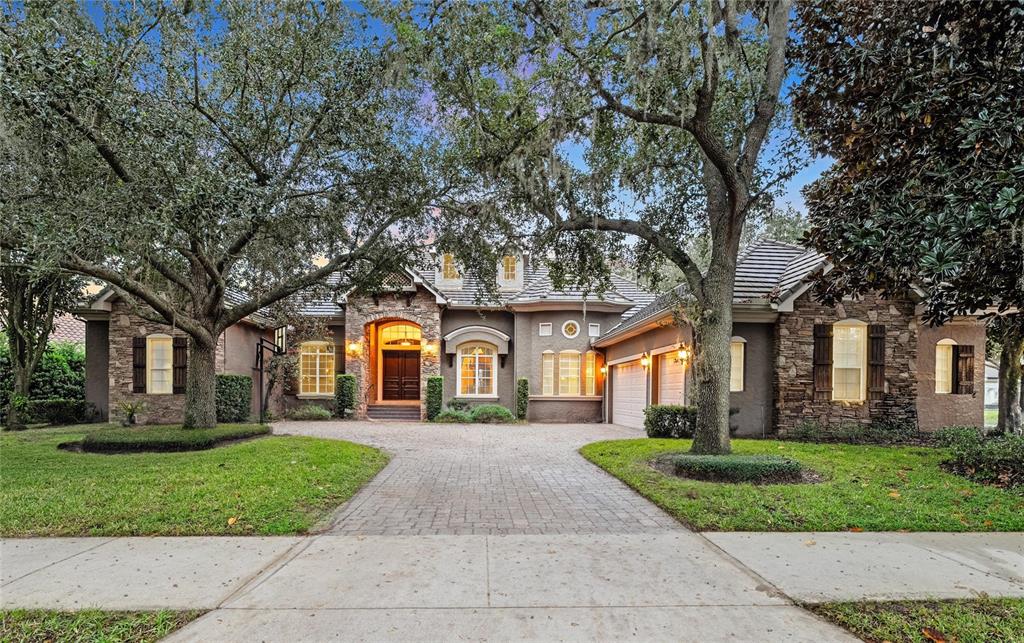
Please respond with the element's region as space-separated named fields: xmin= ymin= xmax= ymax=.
xmin=441 ymin=253 xmax=459 ymax=280
xmin=502 ymin=255 xmax=517 ymax=281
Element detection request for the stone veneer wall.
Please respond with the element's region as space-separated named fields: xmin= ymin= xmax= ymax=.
xmin=108 ymin=300 xmax=225 ymax=424
xmin=344 ymin=289 xmax=442 ymax=419
xmin=774 ymin=291 xmax=918 ymax=434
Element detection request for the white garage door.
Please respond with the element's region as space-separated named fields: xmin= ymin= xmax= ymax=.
xmin=612 ymin=361 xmax=647 ymax=429
xmin=658 ymin=353 xmax=686 ymax=405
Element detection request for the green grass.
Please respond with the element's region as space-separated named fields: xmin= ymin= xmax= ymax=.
xmin=0 ymin=424 xmax=389 ymax=536
xmin=80 ymin=423 xmax=270 ymax=452
xmin=0 ymin=609 xmax=202 ymax=643
xmin=985 ymin=408 xmax=998 ymax=426
xmin=579 ymin=438 xmax=1024 ymax=531
xmin=811 ymin=599 xmax=1024 ymax=643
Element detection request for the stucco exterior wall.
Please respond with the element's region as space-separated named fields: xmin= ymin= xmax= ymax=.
xmin=84 ymin=319 xmax=109 ymax=420
xmin=223 ymin=322 xmax=273 ymax=421
xmin=916 ymin=319 xmax=986 ymax=430
xmin=603 ymin=323 xmax=691 ymax=364
xmin=774 ymin=291 xmax=919 ymax=434
xmin=441 ymin=309 xmax=516 ymax=411
xmin=275 ymin=321 xmax=345 ymax=416
xmin=730 ymin=322 xmax=774 ymax=437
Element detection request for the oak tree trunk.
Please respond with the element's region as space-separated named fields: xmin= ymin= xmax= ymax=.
xmin=997 ymin=331 xmax=1023 ymax=435
xmin=689 ymin=258 xmax=737 ymax=455
xmin=6 ymin=369 xmax=30 ymax=430
xmin=182 ymin=339 xmax=218 ymax=429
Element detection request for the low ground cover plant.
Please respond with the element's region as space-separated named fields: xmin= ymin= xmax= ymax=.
xmin=469 ymin=404 xmax=515 ymax=423
xmin=434 ymin=409 xmax=472 ymax=423
xmin=667 ymin=453 xmax=805 ymax=484
xmin=786 ymin=419 xmax=924 ymax=445
xmin=80 ymin=424 xmax=270 ymax=453
xmin=934 ymin=426 xmax=1023 ymax=488
xmin=288 ymin=403 xmax=332 ymax=421
xmin=0 ymin=609 xmax=204 ymax=643
xmin=23 ymin=398 xmax=97 ymax=426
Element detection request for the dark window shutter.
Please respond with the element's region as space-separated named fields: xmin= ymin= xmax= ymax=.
xmin=335 ymin=343 xmax=345 ymax=375
xmin=172 ymin=337 xmax=188 ymax=394
xmin=955 ymin=344 xmax=975 ymax=394
xmin=813 ymin=323 xmax=833 ymax=400
xmin=132 ymin=337 xmax=146 ymax=393
xmin=868 ymin=324 xmax=886 ymax=400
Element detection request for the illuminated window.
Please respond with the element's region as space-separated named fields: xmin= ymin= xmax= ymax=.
xmin=542 ymin=351 xmax=555 ymax=395
xmin=147 ymin=334 xmax=173 ymax=395
xmin=380 ymin=323 xmax=421 ymax=347
xmin=441 ymin=253 xmax=459 ymax=280
xmin=584 ymin=351 xmax=597 ymax=396
xmin=730 ymin=338 xmax=745 ymax=392
xmin=935 ymin=339 xmax=956 ymax=394
xmin=458 ymin=343 xmax=495 ymax=396
xmin=559 ymin=350 xmax=581 ymax=395
xmin=833 ymin=320 xmax=867 ymax=401
xmin=300 ymin=341 xmax=335 ymax=396
xmin=502 ymin=255 xmax=517 ymax=281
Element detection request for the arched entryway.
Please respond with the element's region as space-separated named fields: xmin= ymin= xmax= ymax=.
xmin=376 ymin=321 xmax=422 ymax=402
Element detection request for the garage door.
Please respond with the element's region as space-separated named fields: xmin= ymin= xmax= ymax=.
xmin=612 ymin=361 xmax=647 ymax=428
xmin=658 ymin=353 xmax=686 ymax=405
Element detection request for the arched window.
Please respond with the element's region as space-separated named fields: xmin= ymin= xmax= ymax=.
xmin=380 ymin=323 xmax=421 ymax=347
xmin=147 ymin=334 xmax=173 ymax=395
xmin=458 ymin=343 xmax=495 ymax=396
xmin=935 ymin=338 xmax=957 ymax=394
xmin=299 ymin=341 xmax=335 ymax=396
xmin=559 ymin=350 xmax=581 ymax=395
xmin=730 ymin=337 xmax=746 ymax=392
xmin=833 ymin=320 xmax=867 ymax=401
xmin=502 ymin=255 xmax=517 ymax=281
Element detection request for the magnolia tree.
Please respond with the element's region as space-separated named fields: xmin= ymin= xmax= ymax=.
xmin=795 ymin=0 xmax=1024 ymax=433
xmin=405 ymin=0 xmax=800 ymax=453
xmin=1 ymin=3 xmax=438 ymax=427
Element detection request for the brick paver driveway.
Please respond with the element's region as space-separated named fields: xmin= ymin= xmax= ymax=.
xmin=275 ymin=421 xmax=683 ymax=535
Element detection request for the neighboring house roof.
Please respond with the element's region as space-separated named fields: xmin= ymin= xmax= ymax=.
xmin=49 ymin=314 xmax=86 ymax=345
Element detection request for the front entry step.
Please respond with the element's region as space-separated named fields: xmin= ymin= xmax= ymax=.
xmin=366 ymin=405 xmax=422 ymax=421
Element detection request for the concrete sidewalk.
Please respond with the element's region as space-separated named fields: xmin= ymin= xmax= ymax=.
xmin=3 ymin=532 xmax=1022 ymax=642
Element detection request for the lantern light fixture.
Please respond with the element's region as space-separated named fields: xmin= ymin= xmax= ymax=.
xmin=640 ymin=353 xmax=650 ymax=368
xmin=677 ymin=344 xmax=691 ymax=362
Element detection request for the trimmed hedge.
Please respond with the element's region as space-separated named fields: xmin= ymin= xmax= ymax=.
xmin=434 ymin=409 xmax=472 ymax=423
xmin=216 ymin=375 xmax=252 ymax=423
xmin=644 ymin=405 xmax=697 ymax=438
xmin=425 ymin=376 xmax=443 ymax=421
xmin=1 ymin=339 xmax=86 ymax=424
xmin=289 ymin=404 xmax=332 ymax=421
xmin=469 ymin=404 xmax=516 ymax=424
xmin=335 ymin=374 xmax=357 ymax=418
xmin=515 ymin=378 xmax=529 ymax=420
xmin=81 ymin=424 xmax=271 ymax=453
xmin=787 ymin=419 xmax=922 ymax=445
xmin=669 ymin=454 xmax=804 ymax=483
xmin=935 ymin=426 xmax=1023 ymax=487
xmin=25 ymin=398 xmax=98 ymax=425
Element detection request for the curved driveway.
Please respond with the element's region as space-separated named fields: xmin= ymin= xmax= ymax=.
xmin=274 ymin=421 xmax=683 ymax=535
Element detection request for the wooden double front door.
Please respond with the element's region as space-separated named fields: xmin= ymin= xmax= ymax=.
xmin=382 ymin=350 xmax=420 ymax=400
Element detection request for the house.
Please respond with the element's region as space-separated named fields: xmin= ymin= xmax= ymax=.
xmin=77 ymin=240 xmax=986 ymax=431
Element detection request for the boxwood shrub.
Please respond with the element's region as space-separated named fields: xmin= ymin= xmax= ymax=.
xmin=335 ymin=374 xmax=358 ymax=418
xmin=434 ymin=409 xmax=472 ymax=423
xmin=469 ymin=404 xmax=516 ymax=424
xmin=644 ymin=405 xmax=697 ymax=438
xmin=24 ymin=398 xmax=98 ymax=425
xmin=515 ymin=378 xmax=529 ymax=420
xmin=935 ymin=426 xmax=1023 ymax=487
xmin=216 ymin=374 xmax=252 ymax=423
xmin=669 ymin=454 xmax=804 ymax=483
xmin=425 ymin=376 xmax=443 ymax=421
xmin=288 ymin=404 xmax=332 ymax=421
xmin=81 ymin=424 xmax=271 ymax=453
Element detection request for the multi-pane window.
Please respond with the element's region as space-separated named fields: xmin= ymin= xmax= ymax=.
xmin=274 ymin=327 xmax=287 ymax=352
xmin=833 ymin=321 xmax=866 ymax=401
xmin=935 ymin=339 xmax=956 ymax=394
xmin=502 ymin=255 xmax=517 ymax=281
xmin=380 ymin=323 xmax=421 ymax=347
xmin=300 ymin=341 xmax=335 ymax=396
xmin=559 ymin=351 xmax=581 ymax=395
xmin=459 ymin=344 xmax=495 ymax=396
xmin=584 ymin=351 xmax=597 ymax=396
xmin=147 ymin=335 xmax=173 ymax=394
xmin=542 ymin=351 xmax=555 ymax=395
xmin=730 ymin=340 xmax=745 ymax=392
xmin=441 ymin=253 xmax=459 ymax=280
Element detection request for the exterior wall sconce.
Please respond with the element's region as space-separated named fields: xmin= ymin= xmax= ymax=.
xmin=422 ymin=341 xmax=437 ymax=355
xmin=599 ymin=366 xmax=607 ymax=375
xmin=640 ymin=353 xmax=650 ymax=368
xmin=346 ymin=341 xmax=362 ymax=357
xmin=677 ymin=344 xmax=691 ymax=363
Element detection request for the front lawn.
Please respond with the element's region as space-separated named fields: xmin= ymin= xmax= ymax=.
xmin=0 ymin=425 xmax=388 ymax=536
xmin=580 ymin=439 xmax=1024 ymax=531
xmin=0 ymin=609 xmax=202 ymax=643
xmin=810 ymin=599 xmax=1024 ymax=643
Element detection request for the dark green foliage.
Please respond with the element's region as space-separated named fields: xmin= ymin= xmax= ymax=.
xmin=434 ymin=409 xmax=472 ymax=423
xmin=935 ymin=427 xmax=1023 ymax=487
xmin=446 ymin=399 xmax=469 ymax=412
xmin=24 ymin=399 xmax=97 ymax=426
xmin=786 ymin=420 xmax=923 ymax=446
xmin=215 ymin=375 xmax=252 ymax=423
xmin=335 ymin=374 xmax=357 ymax=418
xmin=0 ymin=341 xmax=85 ymax=423
xmin=288 ymin=404 xmax=332 ymax=421
xmin=515 ymin=377 xmax=529 ymax=419
xmin=425 ymin=376 xmax=443 ymax=420
xmin=469 ymin=404 xmax=515 ymax=424
xmin=81 ymin=424 xmax=270 ymax=453
xmin=644 ymin=405 xmax=697 ymax=438
xmin=669 ymin=454 xmax=804 ymax=483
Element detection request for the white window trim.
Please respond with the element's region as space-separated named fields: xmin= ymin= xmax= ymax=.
xmin=542 ymin=350 xmax=555 ymax=396
xmin=456 ymin=342 xmax=497 ymax=397
xmin=146 ymin=334 xmax=173 ymax=395
xmin=562 ymin=320 xmax=581 ymax=339
xmin=558 ymin=349 xmax=582 ymax=396
xmin=298 ymin=341 xmax=335 ymax=398
xmin=588 ymin=323 xmax=601 ymax=338
xmin=538 ymin=323 xmax=552 ymax=337
xmin=730 ymin=337 xmax=746 ymax=393
xmin=832 ymin=319 xmax=868 ymax=402
xmin=501 ymin=255 xmax=517 ymax=281
xmin=935 ymin=338 xmax=957 ymax=394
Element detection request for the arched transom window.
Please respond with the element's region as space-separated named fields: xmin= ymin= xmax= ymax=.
xmin=935 ymin=338 xmax=957 ymax=394
xmin=458 ymin=343 xmax=495 ymax=396
xmin=380 ymin=323 xmax=421 ymax=347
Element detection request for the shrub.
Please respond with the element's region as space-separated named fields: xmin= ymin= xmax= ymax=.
xmin=0 ymin=339 xmax=86 ymax=424
xmin=645 ymin=405 xmax=697 ymax=438
xmin=425 ymin=376 xmax=443 ymax=420
xmin=24 ymin=398 xmax=98 ymax=425
xmin=434 ymin=409 xmax=472 ymax=423
xmin=116 ymin=400 xmax=146 ymax=426
xmin=216 ymin=375 xmax=252 ymax=423
xmin=669 ymin=454 xmax=804 ymax=483
xmin=447 ymin=399 xmax=469 ymax=412
xmin=288 ymin=404 xmax=332 ymax=421
xmin=81 ymin=424 xmax=270 ymax=453
xmin=335 ymin=374 xmax=358 ymax=418
xmin=784 ymin=419 xmax=922 ymax=445
xmin=515 ymin=378 xmax=529 ymax=420
xmin=936 ymin=427 xmax=1023 ymax=487
xmin=469 ymin=404 xmax=516 ymax=424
